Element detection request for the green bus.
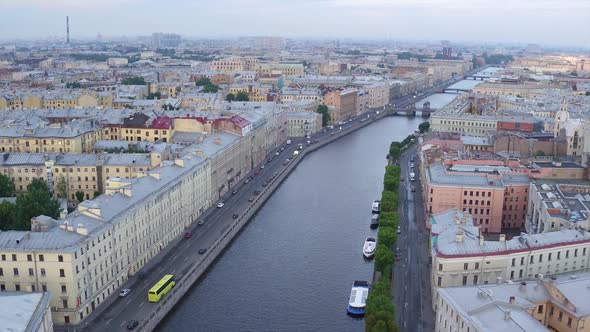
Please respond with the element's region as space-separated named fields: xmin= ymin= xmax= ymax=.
xmin=148 ymin=274 xmax=176 ymax=302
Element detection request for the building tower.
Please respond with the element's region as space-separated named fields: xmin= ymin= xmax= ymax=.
xmin=554 ymin=97 xmax=569 ymax=137
xmin=66 ymin=16 xmax=70 ymax=44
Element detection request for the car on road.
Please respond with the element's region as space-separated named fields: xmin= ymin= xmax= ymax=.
xmin=400 ymin=176 xmax=404 ymax=181
xmin=197 ymin=220 xmax=205 ymax=226
xmin=244 ymin=178 xmax=250 ymax=184
xmin=184 ymin=231 xmax=191 ymax=238
xmin=275 ymin=151 xmax=280 ymax=156
xmin=410 ymin=156 xmax=415 ymax=162
xmin=217 ymin=202 xmax=225 ymax=208
xmin=280 ymin=146 xmax=285 ymax=151
xmin=254 ymin=169 xmax=260 ymax=175
xmin=411 ymin=185 xmax=416 ymax=192
xmin=232 ymin=213 xmax=239 ymax=219
xmin=260 ymin=164 xmax=265 ymax=169
xmin=119 ymin=288 xmax=131 ymax=297
xmin=126 ymin=320 xmax=139 ymax=330
xmin=232 ymin=189 xmax=238 ymax=195
xmin=198 ymin=248 xmax=207 ymax=255
xmin=410 ymin=162 xmax=415 ymax=168
xmin=267 ymin=158 xmax=272 ymax=163
xmin=397 ymin=226 xmax=401 ymax=234
xmin=283 ymin=159 xmax=290 ymax=165
xmin=262 ymin=182 xmax=268 ymax=187
xmin=253 ymin=190 xmax=261 ymax=196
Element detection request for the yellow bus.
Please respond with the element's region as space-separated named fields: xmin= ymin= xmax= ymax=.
xmin=148 ymin=274 xmax=176 ymax=302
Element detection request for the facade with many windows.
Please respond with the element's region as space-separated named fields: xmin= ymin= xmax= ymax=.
xmin=0 ymin=153 xmax=211 ymax=325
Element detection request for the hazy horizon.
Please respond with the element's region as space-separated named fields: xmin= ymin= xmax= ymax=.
xmin=1 ymin=0 xmax=589 ymax=48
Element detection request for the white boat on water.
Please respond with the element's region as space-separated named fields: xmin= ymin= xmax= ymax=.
xmin=363 ymin=238 xmax=376 ymax=259
xmin=371 ymin=200 xmax=381 ymax=214
xmin=347 ymin=280 xmax=369 ymax=316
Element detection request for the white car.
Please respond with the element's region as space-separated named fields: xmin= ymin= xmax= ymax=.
xmin=119 ymin=288 xmax=131 ymax=297
xmin=397 ymin=226 xmax=401 ymax=234
xmin=217 ymin=202 xmax=224 ymax=208
xmin=275 ymin=151 xmax=280 ymax=156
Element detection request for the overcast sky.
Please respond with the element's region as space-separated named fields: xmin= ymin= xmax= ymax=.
xmin=1 ymin=0 xmax=589 ymax=47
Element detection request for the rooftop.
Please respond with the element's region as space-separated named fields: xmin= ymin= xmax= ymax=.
xmin=0 ymin=292 xmax=52 ymax=332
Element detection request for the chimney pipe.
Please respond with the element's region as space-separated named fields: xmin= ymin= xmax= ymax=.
xmin=509 ymin=296 xmax=515 ymax=305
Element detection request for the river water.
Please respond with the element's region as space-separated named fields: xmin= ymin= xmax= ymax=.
xmin=159 ymin=115 xmax=423 ymax=332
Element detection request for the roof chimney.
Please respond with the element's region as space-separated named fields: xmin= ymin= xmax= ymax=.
xmin=504 ymin=310 xmax=511 ymax=321
xmin=499 ymin=234 xmax=506 ymax=242
xmin=456 ymin=229 xmax=464 ymax=242
xmin=497 ymin=276 xmax=503 ymax=285
xmin=479 ymin=236 xmax=485 ymax=246
xmin=509 ymin=296 xmax=516 ymax=305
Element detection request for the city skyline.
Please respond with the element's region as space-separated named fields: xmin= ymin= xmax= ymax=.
xmin=1 ymin=0 xmax=589 ymax=47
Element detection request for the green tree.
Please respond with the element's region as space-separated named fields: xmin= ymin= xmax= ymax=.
xmin=122 ymin=76 xmax=146 ymax=85
xmin=202 ymin=84 xmax=219 ymax=93
xmin=56 ymin=176 xmax=68 ymax=199
xmin=147 ymin=92 xmax=161 ymax=100
xmin=388 ymin=145 xmax=400 ymax=161
xmin=378 ymin=226 xmax=397 ymax=248
xmin=66 ymin=82 xmax=81 ymax=88
xmin=418 ymin=121 xmax=430 ymax=133
xmin=0 ymin=174 xmax=15 ymax=197
xmin=585 ymin=91 xmax=590 ymax=96
xmin=534 ymin=150 xmax=546 ymax=157
xmin=13 ymin=179 xmax=60 ymax=230
xmin=93 ymin=191 xmax=101 ymax=198
xmin=235 ymin=91 xmax=250 ymax=101
xmin=225 ymin=93 xmax=235 ymax=101
xmin=195 ymin=77 xmax=212 ymax=86
xmin=0 ymin=200 xmax=16 ymax=231
xmin=316 ymin=104 xmax=330 ymax=127
xmin=374 ymin=244 xmax=394 ymax=272
xmin=75 ymin=191 xmax=85 ymax=203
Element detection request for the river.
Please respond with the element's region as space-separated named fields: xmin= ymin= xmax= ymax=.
xmin=159 ymin=115 xmax=423 ymax=332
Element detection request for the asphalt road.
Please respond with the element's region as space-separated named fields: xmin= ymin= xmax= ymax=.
xmin=78 ymin=70 xmax=487 ymax=331
xmin=392 ymin=146 xmax=435 ymax=332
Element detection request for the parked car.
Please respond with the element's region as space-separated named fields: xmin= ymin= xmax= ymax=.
xmin=397 ymin=226 xmax=401 ymax=234
xmin=217 ymin=202 xmax=225 ymax=208
xmin=260 ymin=165 xmax=265 ymax=169
xmin=262 ymin=182 xmax=268 ymax=187
xmin=197 ymin=220 xmax=205 ymax=226
xmin=400 ymin=176 xmax=405 ymax=182
xmin=232 ymin=213 xmax=239 ymax=219
xmin=184 ymin=231 xmax=191 ymax=238
xmin=411 ymin=185 xmax=416 ymax=192
xmin=267 ymin=158 xmax=272 ymax=163
xmin=244 ymin=178 xmax=250 ymax=184
xmin=127 ymin=320 xmax=139 ymax=330
xmin=275 ymin=151 xmax=280 ymax=156
xmin=198 ymin=248 xmax=207 ymax=255
xmin=253 ymin=190 xmax=261 ymax=196
xmin=232 ymin=189 xmax=238 ymax=195
xmin=254 ymin=169 xmax=260 ymax=175
xmin=119 ymin=288 xmax=131 ymax=297
xmin=248 ymin=197 xmax=255 ymax=202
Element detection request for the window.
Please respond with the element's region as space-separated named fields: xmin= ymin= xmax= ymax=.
xmin=59 ymin=269 xmax=65 ymax=277
xmin=475 ymin=262 xmax=479 ymax=269
xmin=548 ymin=253 xmax=552 ymax=261
xmin=13 ymin=268 xmax=18 ymax=276
xmin=439 ymin=264 xmax=443 ymax=271
xmin=0 ymin=268 xmax=2 ymax=276
xmin=0 ymin=284 xmax=4 ymax=291
xmin=511 ymin=258 xmax=516 ymax=266
xmin=568 ymin=317 xmax=572 ymax=327
xmin=510 ymin=271 xmax=514 ymax=279
xmin=1 ymin=254 xmax=4 ymax=261
xmin=437 ymin=277 xmax=442 ymax=286
xmin=40 ymin=268 xmax=46 ymax=276
xmin=464 ymin=263 xmax=469 ymax=270
xmin=15 ymin=284 xmax=20 ymax=291
xmin=473 ymin=275 xmax=478 ymax=284
xmin=549 ymin=306 xmax=554 ymax=316
xmin=63 ymin=299 xmax=69 ymax=308
xmin=42 ymin=284 xmax=47 ymax=292
xmin=566 ymin=250 xmax=569 ymax=258
xmin=28 ymin=268 xmax=34 ymax=276
xmin=462 ymin=276 xmax=467 ymax=285
xmin=58 ymin=255 xmax=63 ymax=262
xmin=575 ymin=249 xmax=578 ymax=257
xmin=557 ymin=251 xmax=561 ymax=259
xmin=11 ymin=254 xmax=16 ymax=261
xmin=558 ymin=311 xmax=563 ymax=322
xmin=27 ymin=254 xmax=32 ymax=262
xmin=61 ymin=285 xmax=67 ymax=293
xmin=539 ymin=254 xmax=543 ymax=262
xmin=39 ymin=255 xmax=44 ymax=262
xmin=530 ymin=255 xmax=534 ymax=264
xmin=538 ymin=305 xmax=543 ymax=314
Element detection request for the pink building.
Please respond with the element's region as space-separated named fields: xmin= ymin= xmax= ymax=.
xmin=424 ymin=163 xmax=530 ymax=233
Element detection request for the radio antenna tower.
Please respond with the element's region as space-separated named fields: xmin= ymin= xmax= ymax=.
xmin=66 ymin=16 xmax=70 ymax=44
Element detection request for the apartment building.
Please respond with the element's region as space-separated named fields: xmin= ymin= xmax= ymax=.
xmin=210 ymin=57 xmax=258 ymax=72
xmin=431 ymin=209 xmax=590 ymax=295
xmin=472 ymin=82 xmax=555 ymax=98
xmin=527 ymin=182 xmax=590 ymax=234
xmin=279 ymin=88 xmax=323 ymax=104
xmin=431 ymin=114 xmax=498 ymax=137
xmin=0 ymin=91 xmax=103 ymax=111
xmin=255 ymin=62 xmax=304 ymax=77
xmin=425 ymin=163 xmax=531 ymax=233
xmin=0 ymin=153 xmax=212 ymax=325
xmin=103 ymin=114 xmax=173 ymax=143
xmin=0 ymin=122 xmax=101 ymax=154
xmin=228 ymin=83 xmax=272 ymax=102
xmin=323 ymin=88 xmax=358 ymax=124
xmin=435 ymin=272 xmax=590 ymax=332
xmin=286 ymin=111 xmax=322 ymax=137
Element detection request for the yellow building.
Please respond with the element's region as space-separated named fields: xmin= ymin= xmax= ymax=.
xmin=0 ymin=153 xmax=211 ymax=325
xmin=228 ymin=83 xmax=271 ymax=102
xmin=0 ymin=123 xmax=101 ymax=154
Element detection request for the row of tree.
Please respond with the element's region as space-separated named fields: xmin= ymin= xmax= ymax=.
xmin=0 ymin=177 xmax=61 ymax=231
xmin=195 ymin=77 xmax=220 ymax=93
xmin=226 ymin=91 xmax=250 ymax=102
xmin=122 ymin=76 xmax=146 ymax=85
xmin=365 ymin=161 xmax=401 ymax=332
xmin=388 ymin=134 xmax=415 ymax=160
xmin=316 ymin=104 xmax=330 ymax=127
